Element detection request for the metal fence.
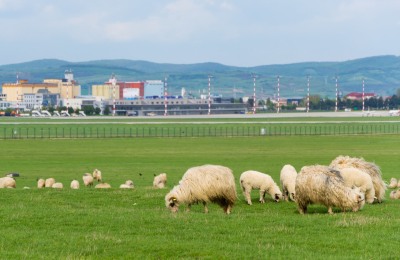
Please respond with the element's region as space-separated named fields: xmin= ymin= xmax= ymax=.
xmin=1 ymin=123 xmax=400 ymax=139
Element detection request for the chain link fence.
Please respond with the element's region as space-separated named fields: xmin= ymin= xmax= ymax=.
xmin=1 ymin=123 xmax=400 ymax=139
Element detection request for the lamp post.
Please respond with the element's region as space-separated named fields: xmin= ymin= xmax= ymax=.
xmin=277 ymin=76 xmax=280 ymax=113
xmin=307 ymin=76 xmax=310 ymax=113
xmin=111 ymin=73 xmax=116 ymax=116
xmin=208 ymin=75 xmax=213 ymax=115
xmin=335 ymin=76 xmax=338 ymax=112
xmin=252 ymin=74 xmax=257 ymax=114
xmin=164 ymin=76 xmax=168 ymax=116
xmin=362 ymin=78 xmax=365 ymax=112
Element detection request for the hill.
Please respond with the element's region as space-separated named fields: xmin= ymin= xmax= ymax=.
xmin=1 ymin=55 xmax=400 ymax=98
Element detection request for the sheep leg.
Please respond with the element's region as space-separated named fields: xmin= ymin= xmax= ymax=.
xmin=328 ymin=207 xmax=333 ymax=214
xmin=203 ymin=202 xmax=209 ymax=213
xmin=298 ymin=203 xmax=307 ymax=214
xmin=186 ymin=204 xmax=191 ymax=212
xmin=244 ymin=188 xmax=252 ymax=205
xmin=259 ymin=190 xmax=266 ymax=203
xmin=224 ymin=204 xmax=232 ymax=215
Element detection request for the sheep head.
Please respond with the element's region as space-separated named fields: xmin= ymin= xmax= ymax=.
xmin=166 ymin=196 xmax=179 ymax=213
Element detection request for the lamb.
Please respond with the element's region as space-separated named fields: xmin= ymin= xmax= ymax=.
xmin=153 ymin=173 xmax=167 ymax=189
xmin=52 ymin=182 xmax=63 ymax=189
xmin=240 ymin=170 xmax=282 ymax=205
xmin=165 ymin=164 xmax=237 ymax=214
xmin=93 ymin=169 xmax=102 ymax=182
xmin=390 ymin=189 xmax=400 ymax=199
xmin=329 ymin=155 xmax=386 ymax=203
xmin=339 ymin=167 xmax=375 ymax=204
xmin=120 ymin=180 xmax=134 ymax=189
xmin=70 ymin=180 xmax=80 ymax=189
xmin=95 ymin=183 xmax=111 ymax=189
xmin=388 ymin=178 xmax=398 ymax=189
xmin=82 ymin=173 xmax=94 ymax=187
xmin=0 ymin=177 xmax=16 ymax=188
xmin=279 ymin=164 xmax=297 ymax=202
xmin=45 ymin=178 xmax=55 ymax=188
xmin=37 ymin=178 xmax=45 ymax=188
xmin=295 ymin=165 xmax=365 ymax=214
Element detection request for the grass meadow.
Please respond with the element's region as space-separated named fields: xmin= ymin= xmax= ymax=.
xmin=1 ymin=124 xmax=400 ymax=258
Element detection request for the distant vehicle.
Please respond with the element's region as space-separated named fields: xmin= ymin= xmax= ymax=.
xmin=60 ymin=110 xmax=70 ymax=117
xmin=31 ymin=110 xmax=42 ymax=117
xmin=389 ymin=110 xmax=400 ymax=116
xmin=146 ymin=112 xmax=156 ymax=116
xmin=41 ymin=110 xmax=52 ymax=117
xmin=127 ymin=111 xmax=138 ymax=116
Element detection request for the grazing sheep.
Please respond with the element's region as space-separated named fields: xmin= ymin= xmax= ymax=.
xmin=37 ymin=178 xmax=45 ymax=189
xmin=280 ymin=164 xmax=297 ymax=202
xmin=390 ymin=189 xmax=400 ymax=199
xmin=95 ymin=183 xmax=111 ymax=189
xmin=0 ymin=177 xmax=16 ymax=188
xmin=240 ymin=170 xmax=282 ymax=205
xmin=45 ymin=178 xmax=55 ymax=188
xmin=82 ymin=173 xmax=94 ymax=187
xmin=70 ymin=180 xmax=80 ymax=189
xmin=93 ymin=169 xmax=102 ymax=182
xmin=295 ymin=165 xmax=365 ymax=214
xmin=330 ymin=155 xmax=386 ymax=203
xmin=52 ymin=182 xmax=63 ymax=189
xmin=153 ymin=173 xmax=167 ymax=189
xmin=388 ymin=178 xmax=398 ymax=189
xmin=120 ymin=180 xmax=134 ymax=189
xmin=165 ymin=165 xmax=237 ymax=214
xmin=339 ymin=167 xmax=375 ymax=204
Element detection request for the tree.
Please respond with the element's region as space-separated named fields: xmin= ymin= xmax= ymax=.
xmin=68 ymin=107 xmax=74 ymax=115
xmin=103 ymin=106 xmax=110 ymax=115
xmin=94 ymin=107 xmax=101 ymax=115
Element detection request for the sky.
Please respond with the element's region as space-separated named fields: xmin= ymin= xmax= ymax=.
xmin=0 ymin=0 xmax=399 ymax=67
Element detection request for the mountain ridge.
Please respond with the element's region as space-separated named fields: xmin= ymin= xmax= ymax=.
xmin=1 ymin=55 xmax=399 ymax=98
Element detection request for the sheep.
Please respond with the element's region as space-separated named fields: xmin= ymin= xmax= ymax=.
xmin=93 ymin=169 xmax=102 ymax=182
xmin=165 ymin=164 xmax=237 ymax=214
xmin=240 ymin=170 xmax=282 ymax=205
xmin=82 ymin=173 xmax=94 ymax=187
xmin=37 ymin=178 xmax=45 ymax=188
xmin=120 ymin=180 xmax=134 ymax=189
xmin=390 ymin=189 xmax=400 ymax=199
xmin=153 ymin=173 xmax=167 ymax=189
xmin=295 ymin=165 xmax=365 ymax=214
xmin=95 ymin=183 xmax=111 ymax=189
xmin=280 ymin=164 xmax=297 ymax=202
xmin=52 ymin=182 xmax=63 ymax=189
xmin=388 ymin=178 xmax=398 ymax=189
xmin=0 ymin=177 xmax=16 ymax=188
xmin=45 ymin=178 xmax=55 ymax=188
xmin=330 ymin=155 xmax=386 ymax=203
xmin=339 ymin=167 xmax=375 ymax=204
xmin=70 ymin=180 xmax=80 ymax=189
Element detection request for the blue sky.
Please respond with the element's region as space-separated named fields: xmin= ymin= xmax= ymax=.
xmin=0 ymin=0 xmax=399 ymax=66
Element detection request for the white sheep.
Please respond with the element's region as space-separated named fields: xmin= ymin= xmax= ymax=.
xmin=120 ymin=180 xmax=134 ymax=189
xmin=240 ymin=170 xmax=282 ymax=205
xmin=153 ymin=173 xmax=167 ymax=189
xmin=82 ymin=173 xmax=94 ymax=187
xmin=93 ymin=169 xmax=102 ymax=182
xmin=279 ymin=164 xmax=297 ymax=202
xmin=165 ymin=165 xmax=237 ymax=214
xmin=388 ymin=178 xmax=398 ymax=189
xmin=295 ymin=165 xmax=365 ymax=214
xmin=70 ymin=180 xmax=80 ymax=189
xmin=339 ymin=167 xmax=375 ymax=204
xmin=37 ymin=178 xmax=45 ymax=189
xmin=95 ymin=183 xmax=111 ymax=189
xmin=0 ymin=177 xmax=16 ymax=188
xmin=330 ymin=155 xmax=386 ymax=203
xmin=52 ymin=182 xmax=63 ymax=189
xmin=45 ymin=178 xmax=55 ymax=188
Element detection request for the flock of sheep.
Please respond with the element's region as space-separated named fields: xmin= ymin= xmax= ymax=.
xmin=1 ymin=154 xmax=397 ymax=215
xmin=0 ymin=169 xmax=168 ymax=191
xmin=165 ymin=155 xmax=392 ymax=215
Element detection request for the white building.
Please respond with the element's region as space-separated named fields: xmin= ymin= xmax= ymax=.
xmin=23 ymin=93 xmax=43 ymax=110
xmin=144 ymin=80 xmax=164 ymax=97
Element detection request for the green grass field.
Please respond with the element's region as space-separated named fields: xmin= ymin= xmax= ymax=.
xmin=1 ymin=127 xmax=400 ymax=258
